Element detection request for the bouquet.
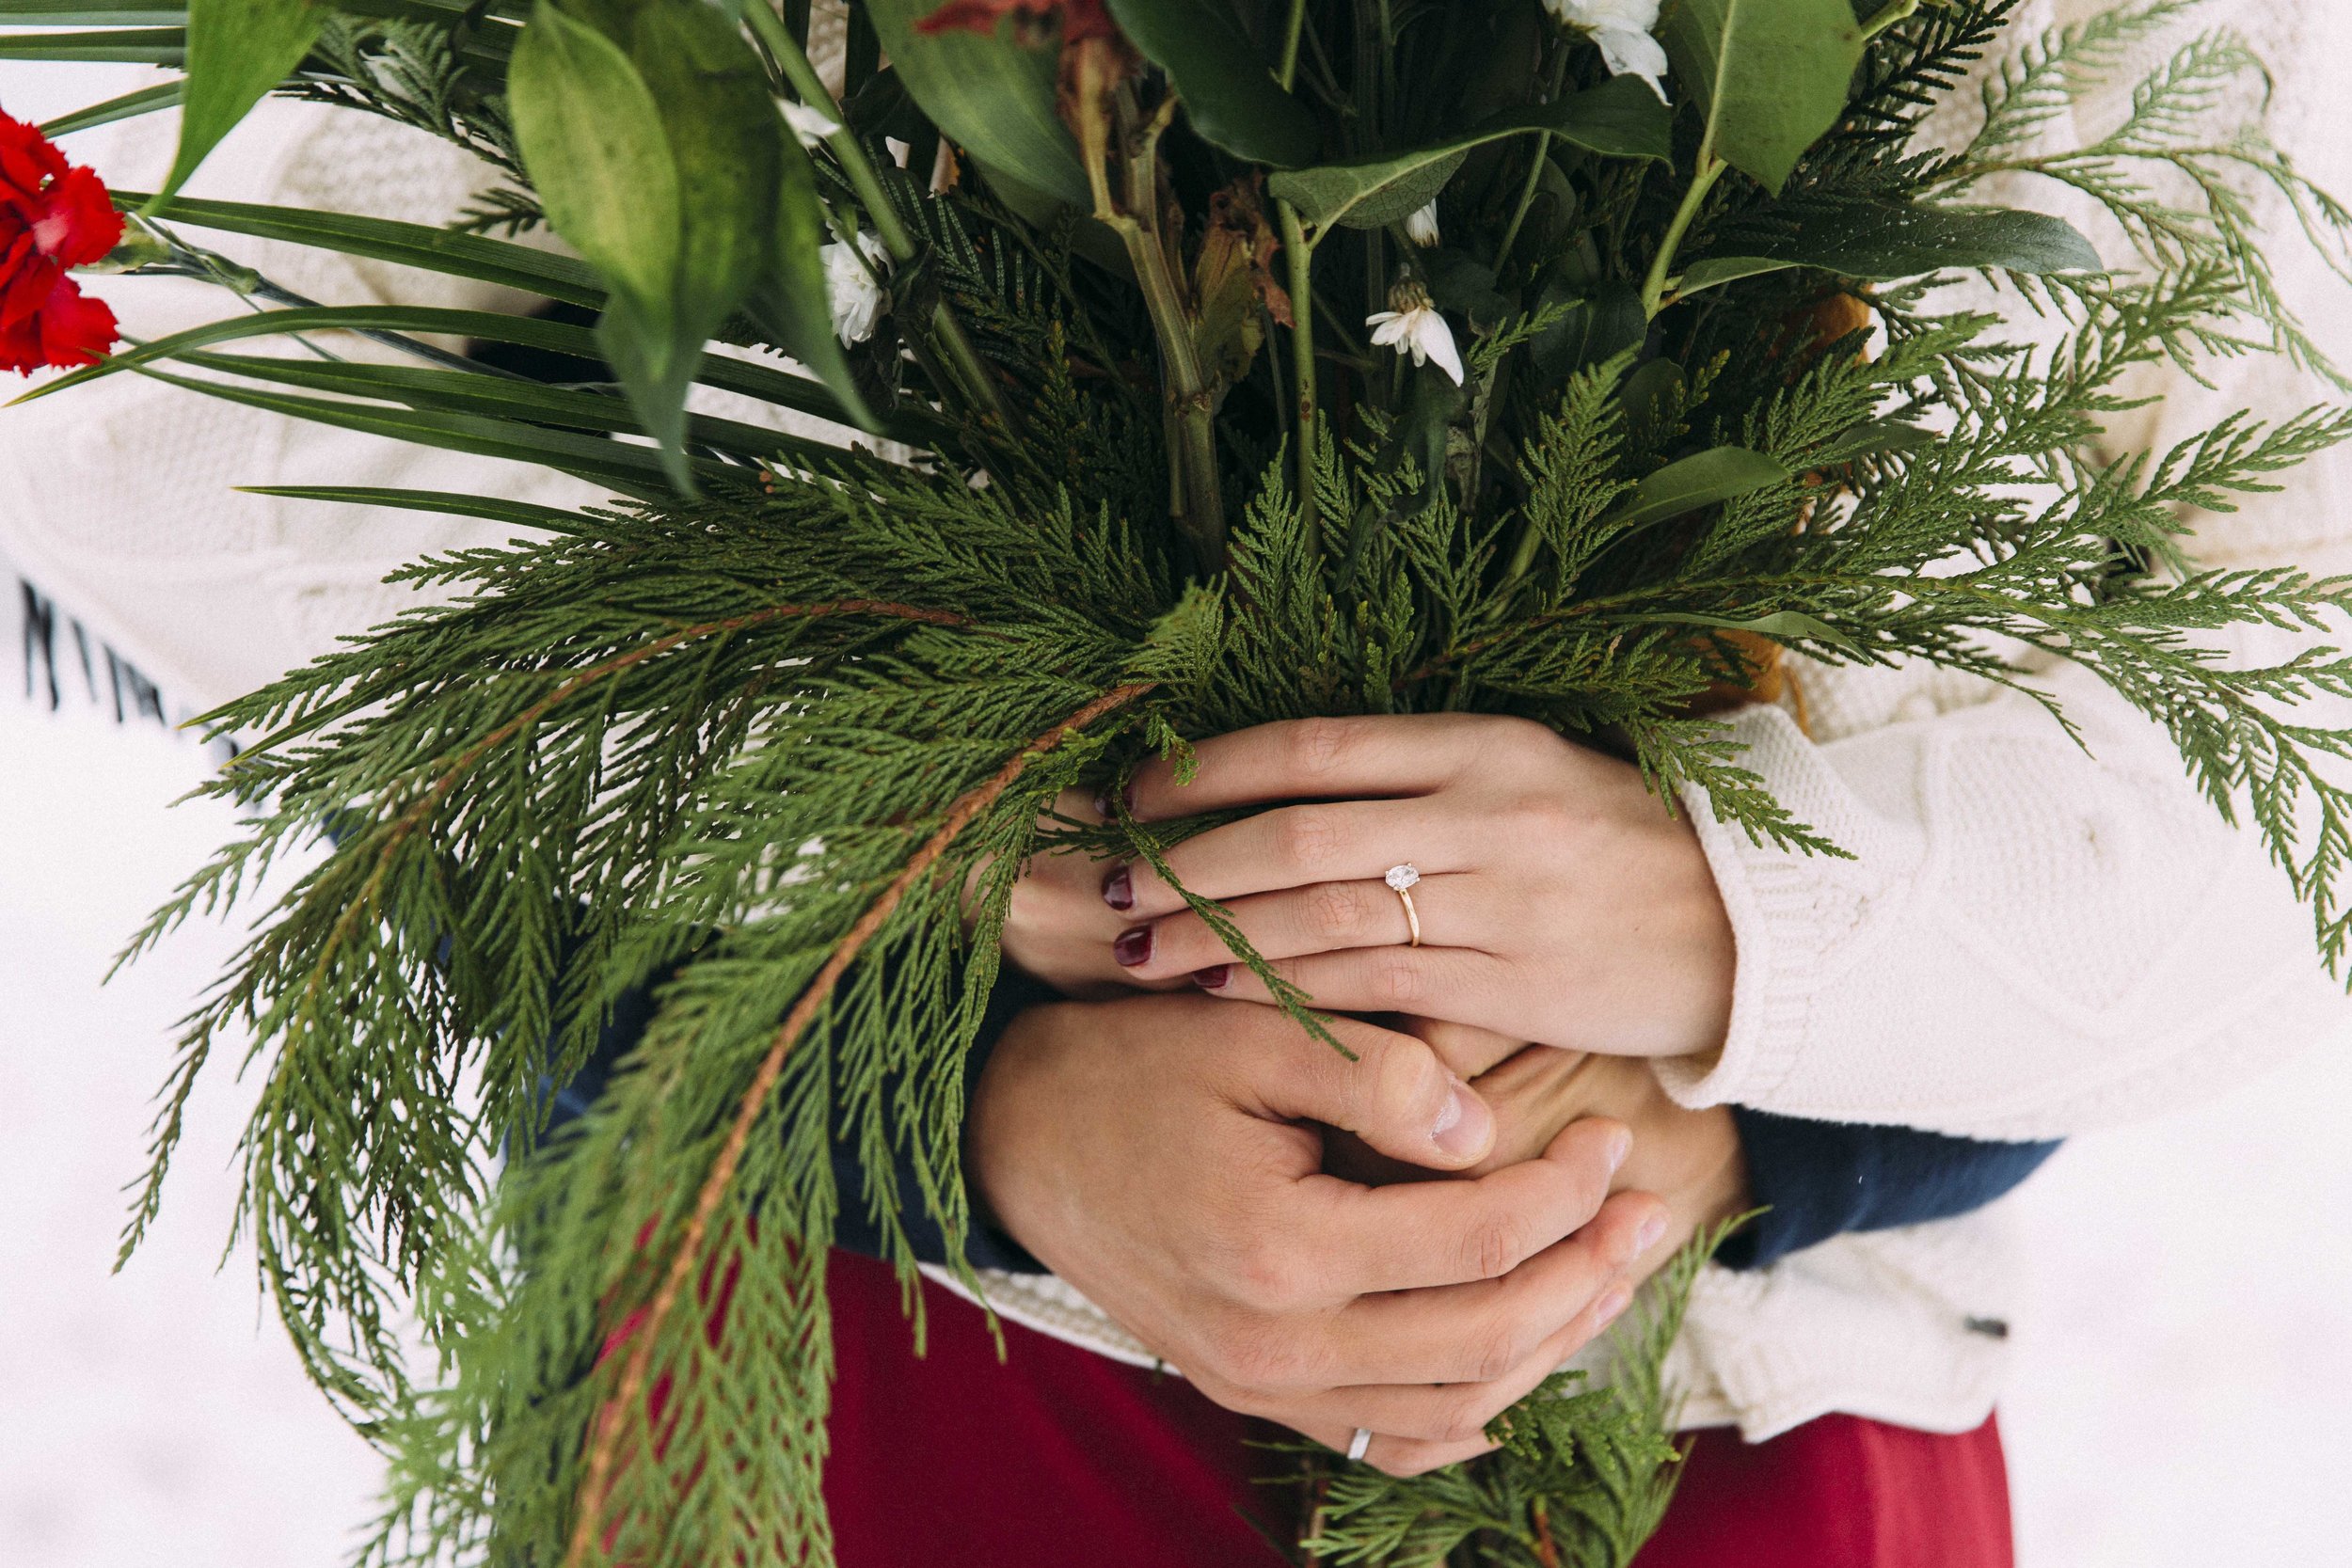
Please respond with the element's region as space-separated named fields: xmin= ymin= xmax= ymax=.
xmin=7 ymin=0 xmax=2351 ymax=1561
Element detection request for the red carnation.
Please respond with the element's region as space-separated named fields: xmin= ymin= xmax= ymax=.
xmin=0 ymin=111 xmax=122 ymax=374
xmin=916 ymin=0 xmax=1116 ymax=45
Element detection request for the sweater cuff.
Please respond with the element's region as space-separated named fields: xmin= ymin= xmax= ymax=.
xmin=1657 ymin=703 xmax=1925 ymax=1114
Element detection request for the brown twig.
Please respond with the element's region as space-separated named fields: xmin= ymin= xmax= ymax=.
xmin=562 ymin=679 xmax=1157 ymax=1566
xmin=1530 ymin=1496 xmax=1562 ymax=1568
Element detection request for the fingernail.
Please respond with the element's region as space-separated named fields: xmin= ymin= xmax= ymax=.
xmin=1191 ymin=964 xmax=1231 ymax=990
xmin=1430 ymin=1076 xmax=1491 ymax=1161
xmin=1594 ymin=1283 xmax=1633 ymax=1329
xmin=1634 ymin=1210 xmax=1669 ymax=1256
xmin=1092 ymin=782 xmax=1132 ymax=820
xmin=1112 ymin=927 xmax=1153 ymax=968
xmin=1101 ymin=864 xmax=1134 ymax=911
xmin=1604 ymin=1126 xmax=1632 ymax=1176
xmin=1091 ymin=787 xmax=1117 ymax=819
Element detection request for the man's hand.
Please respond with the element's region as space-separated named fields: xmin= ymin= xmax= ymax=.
xmin=968 ymin=994 xmax=1669 ymax=1477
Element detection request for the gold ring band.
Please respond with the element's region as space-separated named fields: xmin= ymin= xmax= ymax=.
xmin=1385 ymin=863 xmax=1422 ymax=948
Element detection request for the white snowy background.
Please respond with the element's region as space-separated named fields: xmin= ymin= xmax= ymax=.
xmin=8 ymin=693 xmax=2352 ymax=1567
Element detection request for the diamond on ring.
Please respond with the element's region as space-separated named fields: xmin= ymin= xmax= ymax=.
xmin=1385 ymin=863 xmax=1421 ymax=891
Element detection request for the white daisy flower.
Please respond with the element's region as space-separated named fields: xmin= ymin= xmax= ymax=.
xmin=1544 ymin=0 xmax=1671 ymax=103
xmin=1404 ymin=200 xmax=1441 ymax=248
xmin=780 ymin=98 xmax=841 ymax=147
xmin=1366 ymin=281 xmax=1464 ymax=387
xmin=822 ymin=230 xmax=892 ymax=346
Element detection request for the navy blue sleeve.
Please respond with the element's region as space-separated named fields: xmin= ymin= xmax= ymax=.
xmin=1712 ymin=1107 xmax=2062 ymax=1271
xmin=551 ymin=970 xmax=2059 ymax=1279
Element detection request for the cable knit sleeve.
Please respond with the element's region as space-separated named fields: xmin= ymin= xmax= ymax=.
xmin=1656 ymin=1 xmax=2352 ymax=1142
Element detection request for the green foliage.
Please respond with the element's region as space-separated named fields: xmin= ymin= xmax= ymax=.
xmin=154 ymin=0 xmax=322 ymax=206
xmin=1658 ymin=0 xmax=1867 ymax=193
xmin=24 ymin=1 xmax=2352 ymax=1566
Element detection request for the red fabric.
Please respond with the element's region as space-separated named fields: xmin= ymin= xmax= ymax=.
xmin=823 ymin=1249 xmax=2014 ymax=1567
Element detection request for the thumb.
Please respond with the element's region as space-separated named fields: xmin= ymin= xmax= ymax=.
xmin=1248 ymin=1014 xmax=1497 ymax=1171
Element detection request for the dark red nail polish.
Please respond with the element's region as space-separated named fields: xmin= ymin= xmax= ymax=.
xmin=1101 ymin=864 xmax=1134 ymax=911
xmin=1191 ymin=964 xmax=1231 ymax=990
xmin=1112 ymin=927 xmax=1152 ymax=968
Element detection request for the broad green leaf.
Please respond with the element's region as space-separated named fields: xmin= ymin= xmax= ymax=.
xmin=1654 ymin=609 xmax=1860 ymax=654
xmin=508 ymin=4 xmax=679 ymax=312
xmin=154 ymin=0 xmax=323 ymax=207
xmin=1700 ymin=198 xmax=2102 ymax=279
xmin=1530 ymin=281 xmax=1645 ymax=383
xmin=1606 ymin=445 xmax=1788 ymax=531
xmin=866 ymin=0 xmax=1089 ymax=208
xmin=1269 ymin=75 xmax=1670 ymax=233
xmin=1619 ymin=356 xmax=1686 ymax=449
xmin=1104 ymin=0 xmax=1317 ymax=166
xmin=1657 ymin=0 xmax=1864 ymax=195
xmin=1669 ymin=254 xmax=1793 ymax=297
xmin=0 ymin=26 xmax=185 ymax=60
xmin=748 ymin=130 xmax=878 ymax=433
xmin=116 ymin=191 xmax=605 ymax=305
xmin=236 ymin=485 xmax=600 ymax=536
xmin=39 ymin=76 xmax=183 ymax=137
xmin=510 ymin=0 xmax=787 ymax=486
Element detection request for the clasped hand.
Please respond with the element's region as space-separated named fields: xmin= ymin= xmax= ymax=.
xmin=970 ymin=715 xmax=1744 ymax=1476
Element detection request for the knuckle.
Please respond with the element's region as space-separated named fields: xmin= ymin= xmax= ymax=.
xmin=1211 ymin=1318 xmax=1309 ymax=1392
xmin=1286 ymin=718 xmax=1355 ymax=777
xmin=1461 ymin=1211 xmax=1535 ymax=1282
xmin=1225 ymin=1238 xmax=1314 ymax=1316
xmin=1274 ymin=806 xmax=1343 ymax=872
xmin=1307 ymin=879 xmax=1371 ymax=941
xmin=1437 ymin=1393 xmax=1503 ymax=1447
xmin=1371 ymin=949 xmax=1428 ymax=1006
xmin=1467 ymin=1317 xmax=1535 ymax=1385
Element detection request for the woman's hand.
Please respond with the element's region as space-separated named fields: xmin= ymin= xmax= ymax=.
xmin=1330 ymin=1021 xmax=1752 ymax=1279
xmin=1098 ymin=715 xmax=1738 ymax=1059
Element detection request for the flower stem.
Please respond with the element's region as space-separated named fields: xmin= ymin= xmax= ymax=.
xmin=1277 ymin=0 xmax=1310 ymax=90
xmin=1640 ymin=152 xmax=1726 ymax=319
xmin=1496 ymin=53 xmax=1570 ymax=275
xmin=746 ymin=1 xmax=1006 ymax=422
xmin=1279 ymin=198 xmax=1321 ymax=558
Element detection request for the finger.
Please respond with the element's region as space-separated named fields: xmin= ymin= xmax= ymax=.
xmin=1237 ymin=1013 xmax=1497 ymax=1171
xmin=1276 ymin=1118 xmax=1638 ymax=1295
xmin=1241 ymin=1273 xmax=1640 ymax=1445
xmin=1290 ymin=1421 xmax=1499 ymax=1480
xmin=1319 ymin=1189 xmax=1663 ymax=1383
xmin=1124 ymin=717 xmax=1473 ymax=821
xmin=1198 ymin=943 xmax=1515 ymax=1022
xmin=1109 ymin=800 xmax=1478 ymax=922
xmin=1117 ymin=875 xmax=1484 ymax=982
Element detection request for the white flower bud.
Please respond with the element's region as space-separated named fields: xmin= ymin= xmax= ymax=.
xmin=1365 ymin=282 xmax=1464 ymax=387
xmin=1404 ymin=201 xmax=1441 ymax=248
xmin=1544 ymin=0 xmax=1671 ymax=103
xmin=822 ymin=230 xmax=893 ymax=346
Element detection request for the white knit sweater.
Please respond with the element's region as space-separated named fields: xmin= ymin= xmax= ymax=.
xmin=9 ymin=0 xmax=2349 ymax=1444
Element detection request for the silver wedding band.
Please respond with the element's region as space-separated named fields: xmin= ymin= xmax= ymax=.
xmin=1346 ymin=1426 xmax=1374 ymax=1463
xmin=1385 ymin=863 xmax=1422 ymax=948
